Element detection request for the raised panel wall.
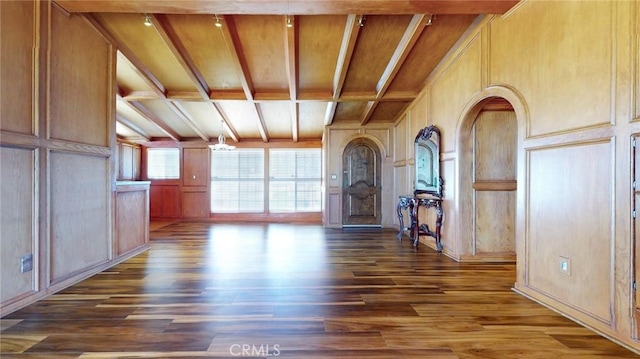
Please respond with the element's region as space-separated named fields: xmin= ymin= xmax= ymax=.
xmin=429 ymin=35 xmax=482 ymax=153
xmin=49 ymin=9 xmax=110 ymax=146
xmin=0 ymin=0 xmax=35 ymax=135
xmin=0 ymin=147 xmax=36 ymax=303
xmin=489 ymin=1 xmax=614 ymax=136
xmin=50 ymin=151 xmax=110 ymax=282
xmin=183 ymin=148 xmax=209 ymax=187
xmin=527 ymin=141 xmax=613 ymax=323
xmin=115 ymin=185 xmax=149 ymax=256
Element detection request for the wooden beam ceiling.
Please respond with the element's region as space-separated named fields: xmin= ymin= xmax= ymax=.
xmin=55 ymin=0 xmax=520 ymax=15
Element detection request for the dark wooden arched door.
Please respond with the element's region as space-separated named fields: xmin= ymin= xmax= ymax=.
xmin=342 ymin=138 xmax=381 ymax=227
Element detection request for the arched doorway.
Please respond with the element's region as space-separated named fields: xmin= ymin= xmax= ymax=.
xmin=342 ymin=138 xmax=382 ymax=227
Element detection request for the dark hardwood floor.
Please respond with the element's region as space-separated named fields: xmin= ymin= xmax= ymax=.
xmin=1 ymin=222 xmax=638 ymax=358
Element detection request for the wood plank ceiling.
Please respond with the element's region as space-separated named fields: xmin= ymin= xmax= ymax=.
xmin=54 ymin=0 xmax=519 ymax=144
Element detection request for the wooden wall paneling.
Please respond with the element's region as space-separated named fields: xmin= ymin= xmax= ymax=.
xmin=634 ymin=134 xmax=640 ymax=338
xmin=49 ymin=151 xmax=110 ymax=283
xmin=392 ymin=166 xmax=404 ymax=228
xmin=363 ymin=129 xmax=390 ymax=156
xmin=182 ymin=189 xmax=210 ymax=219
xmin=115 ymin=142 xmax=121 ymax=178
xmin=429 ymin=35 xmax=482 ymax=153
xmin=121 ymin=143 xmax=134 ymax=180
xmin=474 ymin=191 xmax=515 ymax=253
xmin=133 ymin=146 xmax=141 ymax=179
xmin=526 ymin=140 xmax=613 ymax=324
xmin=474 ymin=111 xmax=516 ymax=180
xmin=441 ymin=158 xmax=457 ymax=257
xmin=394 ymin=117 xmax=407 ymax=162
xmin=149 ymin=184 xmax=182 ymax=219
xmin=489 ymin=1 xmax=614 ymax=137
xmin=636 ymin=0 xmax=640 ymax=121
xmin=410 ymin=94 xmax=427 ymax=141
xmin=0 ymin=0 xmax=36 ymax=135
xmin=327 ymin=192 xmax=340 ymax=226
xmin=49 ymin=8 xmax=110 ymax=146
xmin=0 ymin=147 xmax=36 ymax=304
xmin=115 ymin=184 xmax=149 ymax=256
xmin=182 ymin=147 xmax=209 ymax=187
xmin=473 ymin=110 xmax=516 ymax=256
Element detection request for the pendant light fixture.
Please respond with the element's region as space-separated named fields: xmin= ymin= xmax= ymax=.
xmin=210 ymin=120 xmax=235 ymax=151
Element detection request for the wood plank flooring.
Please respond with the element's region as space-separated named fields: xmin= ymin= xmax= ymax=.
xmin=1 ymin=222 xmax=638 ymax=358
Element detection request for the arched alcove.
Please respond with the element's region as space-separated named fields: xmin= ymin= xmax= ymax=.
xmin=455 ymin=86 xmax=529 ymax=263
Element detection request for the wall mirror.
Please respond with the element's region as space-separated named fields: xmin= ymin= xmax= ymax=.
xmin=414 ymin=125 xmax=442 ymax=197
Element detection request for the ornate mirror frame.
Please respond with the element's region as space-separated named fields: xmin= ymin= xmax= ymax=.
xmin=414 ymin=125 xmax=443 ymax=197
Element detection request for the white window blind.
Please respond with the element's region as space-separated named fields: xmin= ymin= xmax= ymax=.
xmin=269 ymin=149 xmax=321 ymax=212
xmin=211 ymin=150 xmax=264 ymax=212
xmin=147 ymin=148 xmax=180 ymax=179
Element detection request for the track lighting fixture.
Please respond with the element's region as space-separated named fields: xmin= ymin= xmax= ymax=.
xmin=425 ymin=14 xmax=434 ymax=26
xmin=358 ymin=15 xmax=366 ymax=27
xmin=214 ymin=15 xmax=222 ymax=28
xmin=143 ymin=14 xmax=152 ymax=27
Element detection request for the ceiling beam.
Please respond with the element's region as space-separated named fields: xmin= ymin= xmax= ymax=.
xmin=211 ymin=103 xmax=239 ymax=142
xmin=361 ymin=13 xmax=429 ymax=126
xmin=290 ymin=103 xmax=299 ymax=143
xmin=217 ymin=15 xmax=269 ymax=141
xmin=323 ymin=102 xmax=337 ymax=127
xmin=125 ymin=101 xmax=181 ymax=141
xmin=254 ymin=104 xmax=270 ymax=142
xmin=151 ymin=14 xmax=210 ymax=100
xmin=359 ymin=101 xmax=378 ymax=126
xmin=169 ymin=102 xmax=210 ymax=142
xmin=284 ymin=15 xmax=298 ymax=102
xmin=218 ymin=15 xmax=254 ymax=101
xmin=375 ymin=14 xmax=428 ymax=98
xmin=325 ymin=14 xmax=361 ymax=126
xmin=116 ymin=51 xmax=165 ymax=98
xmin=284 ymin=15 xmax=299 ymax=142
xmin=116 ymin=114 xmax=151 ymax=141
xmin=55 ymin=1 xmax=520 ymax=15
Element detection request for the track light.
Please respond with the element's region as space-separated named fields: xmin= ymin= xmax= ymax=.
xmin=425 ymin=14 xmax=434 ymax=26
xmin=358 ymin=15 xmax=366 ymax=27
xmin=143 ymin=14 xmax=152 ymax=27
xmin=214 ymin=15 xmax=222 ymax=28
xmin=286 ymin=15 xmax=293 ymax=28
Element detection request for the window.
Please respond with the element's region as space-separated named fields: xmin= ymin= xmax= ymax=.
xmin=210 ymin=148 xmax=322 ymax=214
xmin=146 ymin=148 xmax=180 ymax=179
xmin=269 ymin=149 xmax=322 ymax=212
xmin=211 ymin=150 xmax=264 ymax=212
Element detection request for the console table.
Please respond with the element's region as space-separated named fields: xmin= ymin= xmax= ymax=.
xmin=396 ymin=195 xmax=443 ymax=252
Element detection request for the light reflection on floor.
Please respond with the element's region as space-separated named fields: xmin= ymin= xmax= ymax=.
xmin=202 ymin=223 xmax=329 ymax=282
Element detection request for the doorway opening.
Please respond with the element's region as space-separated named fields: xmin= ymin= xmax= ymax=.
xmin=342 ymin=137 xmax=382 ymax=227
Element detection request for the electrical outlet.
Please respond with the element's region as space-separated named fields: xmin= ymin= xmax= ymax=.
xmin=559 ymin=256 xmax=571 ymax=276
xmin=20 ymin=254 xmax=33 ymax=273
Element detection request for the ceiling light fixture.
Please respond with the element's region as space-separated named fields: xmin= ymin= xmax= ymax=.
xmin=214 ymin=15 xmax=222 ymax=28
xmin=143 ymin=14 xmax=153 ymax=27
xmin=286 ymin=15 xmax=293 ymax=28
xmin=211 ymin=134 xmax=235 ymax=150
xmin=210 ymin=121 xmax=235 ymax=150
xmin=425 ymin=14 xmax=434 ymax=26
xmin=358 ymin=15 xmax=366 ymax=27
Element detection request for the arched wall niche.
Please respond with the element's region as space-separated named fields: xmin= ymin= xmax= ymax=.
xmin=454 ymin=86 xmax=529 ymax=264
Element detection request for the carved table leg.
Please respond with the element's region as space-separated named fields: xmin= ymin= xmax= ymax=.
xmin=434 ymin=202 xmax=443 ymax=252
xmin=396 ymin=200 xmax=405 ymax=240
xmin=410 ymin=199 xmax=419 ymax=248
